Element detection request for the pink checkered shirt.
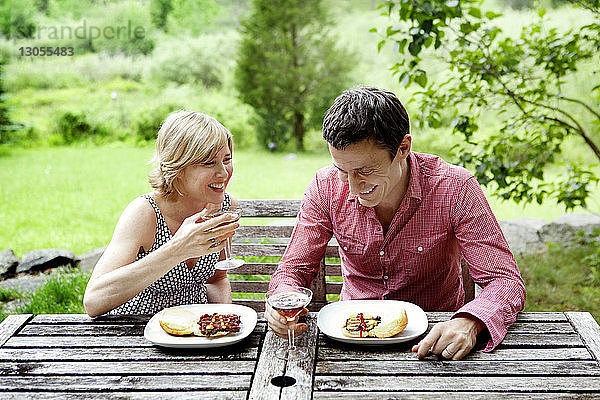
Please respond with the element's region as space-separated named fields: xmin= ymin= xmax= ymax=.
xmin=270 ymin=151 xmax=526 ymax=351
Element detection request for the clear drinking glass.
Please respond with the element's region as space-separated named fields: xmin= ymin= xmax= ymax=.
xmin=265 ymin=287 xmax=313 ymax=360
xmin=205 ymin=207 xmax=245 ymax=270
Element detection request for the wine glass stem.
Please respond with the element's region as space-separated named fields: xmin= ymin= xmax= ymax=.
xmin=223 ymin=237 xmax=232 ymax=260
xmin=287 ymin=319 xmax=296 ymax=351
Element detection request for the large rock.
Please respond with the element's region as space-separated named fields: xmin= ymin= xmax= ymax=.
xmin=0 ymin=250 xmax=20 ymax=277
xmin=16 ymin=249 xmax=78 ymax=274
xmin=78 ymin=246 xmax=107 ymax=273
xmin=539 ymin=213 xmax=600 ymax=245
xmin=0 ymin=274 xmax=50 ymax=293
xmin=499 ymin=218 xmax=547 ymax=256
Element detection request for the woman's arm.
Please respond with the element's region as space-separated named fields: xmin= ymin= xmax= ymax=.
xmin=83 ymin=197 xmax=236 ymax=317
xmin=206 ymin=269 xmax=232 ymax=303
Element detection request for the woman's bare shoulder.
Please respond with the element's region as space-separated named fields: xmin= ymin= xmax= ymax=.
xmin=113 ymin=194 xmax=157 ymax=246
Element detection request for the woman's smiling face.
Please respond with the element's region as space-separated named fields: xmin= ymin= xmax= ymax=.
xmin=177 ymin=144 xmax=233 ymax=205
xmin=329 ymin=138 xmax=409 ymax=208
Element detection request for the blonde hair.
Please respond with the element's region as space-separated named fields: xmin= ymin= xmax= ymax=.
xmin=148 ymin=110 xmax=233 ymax=200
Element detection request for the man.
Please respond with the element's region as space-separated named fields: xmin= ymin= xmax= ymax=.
xmin=266 ymin=87 xmax=526 ymax=360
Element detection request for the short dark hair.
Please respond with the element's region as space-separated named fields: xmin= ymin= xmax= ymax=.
xmin=322 ymin=87 xmax=410 ymax=159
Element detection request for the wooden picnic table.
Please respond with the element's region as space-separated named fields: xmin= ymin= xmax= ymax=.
xmin=0 ymin=311 xmax=599 ymax=399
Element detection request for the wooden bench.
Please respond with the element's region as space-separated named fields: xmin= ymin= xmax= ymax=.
xmin=231 ymin=199 xmax=475 ymax=312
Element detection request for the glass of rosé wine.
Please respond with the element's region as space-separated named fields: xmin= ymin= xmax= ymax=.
xmin=204 ymin=207 xmax=245 ymax=270
xmin=265 ymin=287 xmax=313 ymax=360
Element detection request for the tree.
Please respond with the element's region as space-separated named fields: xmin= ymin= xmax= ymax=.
xmin=165 ymin=0 xmax=221 ymax=36
xmin=236 ymin=0 xmax=353 ymax=151
xmin=150 ymin=0 xmax=172 ymax=30
xmin=376 ymin=0 xmax=600 ymax=209
xmin=0 ymin=0 xmax=37 ymax=39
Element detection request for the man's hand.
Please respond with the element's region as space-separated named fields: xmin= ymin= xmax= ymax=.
xmin=264 ymin=302 xmax=309 ymax=338
xmin=412 ymin=316 xmax=486 ymax=360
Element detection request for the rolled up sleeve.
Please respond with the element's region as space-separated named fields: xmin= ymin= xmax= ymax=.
xmin=270 ymin=174 xmax=334 ymax=290
xmin=450 ymin=176 xmax=526 ymax=351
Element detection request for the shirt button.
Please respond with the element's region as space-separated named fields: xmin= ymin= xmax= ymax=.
xmin=417 ymin=246 xmax=423 ymax=252
xmin=379 ymin=250 xmax=384 ymax=256
xmin=383 ymin=275 xmax=389 ymax=280
xmin=343 ymin=246 xmax=348 ymax=251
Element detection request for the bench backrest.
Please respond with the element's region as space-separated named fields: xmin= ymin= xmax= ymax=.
xmin=231 ymin=199 xmax=475 ymax=312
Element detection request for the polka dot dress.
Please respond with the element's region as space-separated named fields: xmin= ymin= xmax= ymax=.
xmin=106 ymin=193 xmax=231 ymax=315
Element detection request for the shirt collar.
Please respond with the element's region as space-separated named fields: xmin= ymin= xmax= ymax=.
xmin=406 ymin=151 xmax=422 ymax=202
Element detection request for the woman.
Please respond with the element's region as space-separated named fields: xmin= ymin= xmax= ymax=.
xmin=84 ymin=110 xmax=240 ymax=317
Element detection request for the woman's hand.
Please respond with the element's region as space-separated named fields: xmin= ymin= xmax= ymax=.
xmin=170 ymin=210 xmax=239 ymax=260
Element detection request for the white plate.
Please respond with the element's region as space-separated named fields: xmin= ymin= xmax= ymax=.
xmin=144 ymin=304 xmax=258 ymax=348
xmin=317 ymin=300 xmax=428 ymax=345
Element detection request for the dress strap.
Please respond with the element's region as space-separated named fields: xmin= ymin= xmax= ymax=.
xmin=141 ymin=194 xmax=162 ymax=220
xmin=140 ymin=194 xmax=171 ymax=245
xmin=222 ymin=192 xmax=231 ymax=211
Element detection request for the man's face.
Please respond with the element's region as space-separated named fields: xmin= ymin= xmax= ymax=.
xmin=329 ymin=139 xmax=407 ymax=208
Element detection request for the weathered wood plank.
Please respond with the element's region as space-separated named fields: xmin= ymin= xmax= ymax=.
xmin=30 ymin=314 xmax=150 ymax=325
xmin=0 ymin=315 xmax=32 ymax=346
xmin=506 ymin=322 xmax=574 ymax=334
xmin=281 ymin=314 xmax=319 ymax=400
xmin=229 ymin=263 xmax=278 ymax=275
xmin=233 ymin=243 xmax=339 ymax=258
xmin=232 ymin=243 xmax=288 ymax=257
xmin=499 ymin=333 xmax=583 ymax=347
xmin=238 ymin=199 xmax=301 ymax=217
xmin=315 ymin=360 xmax=600 ymax=376
xmin=0 ymin=360 xmax=255 ymax=375
xmin=230 ymin=280 xmax=270 ymax=293
xmin=514 ymin=312 xmax=567 ymax=322
xmin=0 ymin=375 xmax=251 ymax=391
xmin=236 ymin=225 xmax=294 ymax=238
xmin=567 ymin=312 xmax=600 ymax=365
xmin=0 ymin=346 xmax=259 ymax=361
xmin=313 ymin=392 xmax=597 ymax=400
xmin=318 ymin=332 xmax=583 ymax=348
xmin=18 ymin=324 xmax=145 ymax=336
xmin=232 ymin=298 xmax=265 ymax=312
xmin=325 ymin=282 xmax=342 ymax=294
xmin=427 ymin=311 xmax=568 ymax=322
xmin=422 ymin=312 xmax=567 ymax=324
xmin=0 ymin=393 xmax=246 ymax=400
xmin=325 ymin=265 xmax=342 ymax=276
xmin=316 ymin=347 xmax=592 ymax=362
xmin=314 ymin=376 xmax=600 ymax=392
xmin=17 ymin=322 xmax=266 ymax=336
xmin=413 ymin=322 xmax=574 ymax=335
xmin=247 ymin=331 xmax=286 ymax=400
xmin=3 ymin=334 xmax=261 ymax=348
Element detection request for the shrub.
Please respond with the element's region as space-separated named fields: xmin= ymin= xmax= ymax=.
xmin=55 ymin=111 xmax=108 ymax=144
xmin=0 ymin=0 xmax=37 ymax=39
xmin=4 ymin=54 xmax=146 ymax=91
xmin=147 ymin=32 xmax=238 ymax=87
xmin=89 ymin=2 xmax=155 ymax=55
xmin=133 ymin=103 xmax=182 ymax=141
xmin=165 ymin=0 xmax=221 ymax=36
